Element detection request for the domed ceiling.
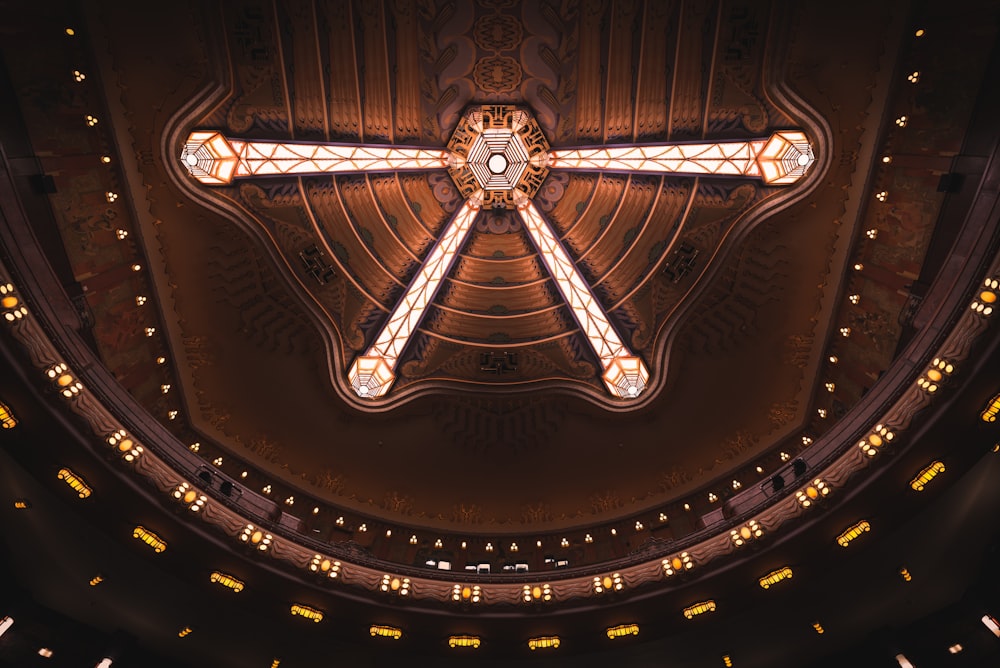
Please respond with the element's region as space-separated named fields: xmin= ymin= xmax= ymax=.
xmin=3 ymin=0 xmax=1000 ymax=663
xmin=141 ymin=0 xmax=841 ymax=534
xmin=11 ymin=0 xmax=980 ymax=535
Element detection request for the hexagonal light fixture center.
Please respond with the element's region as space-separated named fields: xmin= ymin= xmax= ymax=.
xmin=446 ymin=105 xmax=551 ymax=209
xmin=488 ymin=153 xmax=507 ymax=174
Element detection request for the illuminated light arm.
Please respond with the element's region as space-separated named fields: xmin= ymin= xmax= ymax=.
xmin=181 ymin=131 xmax=451 ymax=185
xmin=517 ymin=198 xmax=624 ymax=362
xmin=348 ymin=201 xmax=481 ymax=398
xmin=548 ymin=131 xmax=815 ymax=185
xmin=515 ymin=197 xmax=648 ymax=398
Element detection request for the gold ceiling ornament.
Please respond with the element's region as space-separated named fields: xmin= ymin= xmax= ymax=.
xmin=448 ymin=635 xmax=481 ymax=648
xmin=910 ymin=461 xmax=945 ymax=491
xmin=132 ymin=525 xmax=167 ymax=553
xmin=472 ymin=56 xmax=523 ymax=95
xmin=527 ymin=635 xmax=560 ymax=650
xmin=57 ymin=467 xmax=91 ymax=499
xmin=836 ymin=520 xmax=871 ymax=547
xmin=289 ymin=603 xmax=323 ymax=623
xmin=682 ymin=600 xmax=716 ymax=619
xmin=606 ymin=623 xmax=639 ymax=639
xmin=983 ymin=392 xmax=1000 ymax=423
xmin=369 ymin=625 xmax=402 ymax=640
xmin=0 ymin=400 xmax=16 ymax=429
xmin=758 ymin=566 xmax=793 ymax=589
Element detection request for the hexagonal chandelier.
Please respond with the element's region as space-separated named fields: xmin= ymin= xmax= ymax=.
xmin=446 ymin=105 xmax=550 ymax=209
xmin=180 ymin=104 xmax=815 ymax=401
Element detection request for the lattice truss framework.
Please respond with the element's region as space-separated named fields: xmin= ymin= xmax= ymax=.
xmin=182 ymin=131 xmax=450 ymax=185
xmin=550 ymin=142 xmax=767 ymax=177
xmin=549 ymin=131 xmax=813 ymax=185
xmin=350 ymin=201 xmax=481 ymax=398
xmin=181 ymin=109 xmax=814 ymax=399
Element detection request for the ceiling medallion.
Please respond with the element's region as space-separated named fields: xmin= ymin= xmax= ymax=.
xmin=180 ymin=106 xmax=814 ymax=402
xmin=446 ymin=105 xmax=550 ymax=210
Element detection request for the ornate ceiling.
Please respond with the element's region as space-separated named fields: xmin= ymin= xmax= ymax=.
xmin=168 ymin=0 xmax=822 ymax=404
xmin=2 ymin=0 xmax=1000 ymax=665
xmin=7 ymin=0 xmax=977 ymax=536
xmin=141 ymin=0 xmax=849 ymax=532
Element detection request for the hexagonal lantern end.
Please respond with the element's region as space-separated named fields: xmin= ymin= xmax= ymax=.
xmin=348 ymin=355 xmax=395 ymax=399
xmin=180 ymin=131 xmax=241 ymax=185
xmin=602 ymin=356 xmax=650 ymax=399
xmin=755 ymin=131 xmax=815 ymax=185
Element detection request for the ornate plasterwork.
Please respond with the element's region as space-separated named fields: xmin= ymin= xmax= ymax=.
xmin=176 ymin=117 xmax=815 ymax=403
xmin=446 ymin=104 xmax=550 ymax=209
xmin=3 ymin=258 xmax=997 ymax=611
xmin=84 ymin=0 xmax=874 ymax=535
xmin=157 ymin=0 xmax=835 ymax=414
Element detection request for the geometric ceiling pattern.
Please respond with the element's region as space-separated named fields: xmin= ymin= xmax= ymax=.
xmin=121 ymin=0 xmax=881 ymax=536
xmin=181 ymin=107 xmax=814 ymax=401
xmin=4 ymin=1 xmax=1000 ymax=665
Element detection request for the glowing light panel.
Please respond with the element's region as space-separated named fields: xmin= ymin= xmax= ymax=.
xmin=0 ymin=400 xmax=16 ymax=429
xmin=132 ymin=525 xmax=167 ymax=552
xmin=446 ymin=105 xmax=550 ymax=209
xmin=57 ymin=467 xmax=91 ymax=498
xmin=516 ymin=197 xmax=648 ymax=398
xmin=290 ymin=604 xmax=323 ymax=623
xmin=836 ymin=519 xmax=871 ymax=547
xmin=606 ymin=623 xmax=639 ymax=639
xmin=449 ymin=635 xmax=481 ymax=648
xmin=467 ymin=129 xmax=529 ymax=190
xmin=683 ymin=600 xmax=717 ymax=618
xmin=528 ymin=636 xmax=560 ymax=650
xmin=369 ymin=625 xmax=402 ymax=640
xmin=181 ymin=132 xmax=449 ymax=185
xmin=549 ymin=131 xmax=814 ymax=185
xmin=348 ymin=201 xmax=481 ymax=398
xmin=758 ymin=566 xmax=793 ymax=589
xmin=210 ymin=571 xmax=245 ymax=593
